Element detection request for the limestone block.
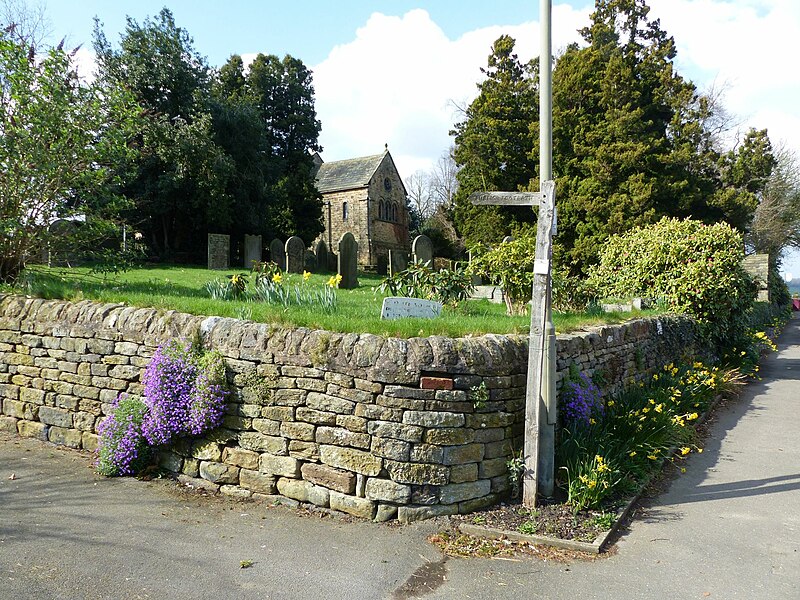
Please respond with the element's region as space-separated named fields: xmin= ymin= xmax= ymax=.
xmin=158 ymin=451 xmax=184 ymax=473
xmin=402 ymin=411 xmax=465 ymax=428
xmin=199 ymin=461 xmax=240 ymax=485
xmin=442 ymin=444 xmax=484 ymax=465
xmin=262 ymin=406 xmax=295 ymax=421
xmin=19 ymin=387 xmax=45 ymax=405
xmin=38 ymin=405 xmax=71 ymax=428
xmin=449 ymin=463 xmax=479 ymax=483
xmin=335 ymin=414 xmax=368 ymax=433
xmin=222 ymin=447 xmax=260 ymax=470
xmin=296 ymin=407 xmax=337 ymax=426
xmin=306 ymin=392 xmax=355 ymax=415
xmin=438 ymin=480 xmax=491 ymax=504
xmin=281 ymin=421 xmax=316 ymax=442
xmin=354 ymin=404 xmax=403 ymax=422
xmin=397 ymin=504 xmax=458 ymax=523
xmin=276 ymin=478 xmax=311 ymax=502
xmin=260 ymin=454 xmax=301 ymax=478
xmin=251 ymin=418 xmax=281 ymax=436
xmin=239 ymin=469 xmax=276 ymax=494
xmin=288 ymin=440 xmax=320 ymax=461
xmin=375 ymin=395 xmax=425 ymax=411
xmin=220 ymin=485 xmax=252 ymax=499
xmin=239 ymin=432 xmax=286 ymax=455
xmin=366 ymin=421 xmax=423 ymax=443
xmin=329 ymin=491 xmax=375 ymax=520
xmin=301 ymin=463 xmax=355 ymax=494
xmin=17 ymin=419 xmax=48 ymax=440
xmin=424 ymin=428 xmax=474 ymax=446
xmin=319 ymin=444 xmax=382 ymax=476
xmin=478 ymin=457 xmax=508 ymax=479
xmin=315 ymin=426 xmax=370 ymax=449
xmin=0 ymin=415 xmax=18 ymax=433
xmin=73 ymin=412 xmax=96 ymax=432
xmin=365 ymin=478 xmax=411 ymax=504
xmin=466 ymin=413 xmax=515 ymax=429
xmin=410 ymin=444 xmax=444 ymax=464
xmin=81 ymin=432 xmax=99 ymax=452
xmin=374 ymin=504 xmax=398 ymax=522
xmin=191 ymin=440 xmax=222 ymax=462
xmin=370 ymin=437 xmax=410 ymax=461
xmin=385 ymin=460 xmax=449 ymax=486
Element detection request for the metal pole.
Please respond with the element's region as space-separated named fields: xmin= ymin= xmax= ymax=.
xmin=538 ymin=0 xmax=555 ymax=497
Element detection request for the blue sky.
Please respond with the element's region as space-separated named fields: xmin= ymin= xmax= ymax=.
xmin=42 ymin=0 xmax=800 ymax=275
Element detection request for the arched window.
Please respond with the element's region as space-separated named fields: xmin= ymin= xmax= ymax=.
xmin=342 ymin=201 xmax=348 ymax=221
xmin=391 ymin=203 xmax=398 ymax=222
xmin=378 ymin=200 xmax=384 ymax=220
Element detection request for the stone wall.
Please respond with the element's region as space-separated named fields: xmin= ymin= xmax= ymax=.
xmin=0 ymin=296 xmax=699 ymax=522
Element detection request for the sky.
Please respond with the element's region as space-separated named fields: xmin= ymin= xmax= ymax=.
xmin=39 ymin=0 xmax=800 ymax=276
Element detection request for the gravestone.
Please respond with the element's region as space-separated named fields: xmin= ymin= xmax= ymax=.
xmin=285 ymin=236 xmax=305 ymax=273
xmin=269 ymin=238 xmax=286 ymax=271
xmin=337 ymin=232 xmax=359 ymax=289
xmin=207 ymin=233 xmax=230 ymax=270
xmin=380 ymin=297 xmax=442 ymax=320
xmin=243 ymin=234 xmax=262 ymax=268
xmin=388 ymin=249 xmax=407 ymax=275
xmin=502 ymin=235 xmax=514 ymax=244
xmin=315 ymin=239 xmax=330 ymax=272
xmin=304 ymin=250 xmax=317 ymax=272
xmin=412 ymin=234 xmax=433 ymax=266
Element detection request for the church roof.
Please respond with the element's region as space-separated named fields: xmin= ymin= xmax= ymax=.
xmin=314 ymin=152 xmax=387 ymax=193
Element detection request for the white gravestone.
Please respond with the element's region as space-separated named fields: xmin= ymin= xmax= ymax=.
xmin=380 ymin=297 xmax=443 ymax=320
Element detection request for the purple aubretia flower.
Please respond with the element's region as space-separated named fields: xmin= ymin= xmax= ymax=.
xmin=560 ymin=372 xmax=603 ymax=429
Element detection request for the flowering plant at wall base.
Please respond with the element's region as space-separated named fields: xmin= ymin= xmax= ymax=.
xmin=96 ymin=339 xmax=227 ymax=476
xmin=96 ymin=394 xmax=151 ymax=477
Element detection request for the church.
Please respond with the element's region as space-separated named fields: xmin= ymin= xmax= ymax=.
xmin=313 ymin=148 xmax=410 ymax=273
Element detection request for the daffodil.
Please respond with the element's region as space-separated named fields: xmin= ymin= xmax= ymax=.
xmin=680 ymin=447 xmax=690 ymax=456
xmin=272 ymin=273 xmax=283 ymax=284
xmin=303 ymin=270 xmax=311 ymax=281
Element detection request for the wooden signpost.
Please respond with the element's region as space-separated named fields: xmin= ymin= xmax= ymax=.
xmin=468 ymin=182 xmax=556 ymax=507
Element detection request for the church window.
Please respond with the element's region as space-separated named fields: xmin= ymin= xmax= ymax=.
xmin=342 ymin=202 xmax=348 ymax=221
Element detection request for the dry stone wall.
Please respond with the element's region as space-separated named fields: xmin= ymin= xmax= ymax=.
xmin=0 ymin=296 xmax=700 ymax=522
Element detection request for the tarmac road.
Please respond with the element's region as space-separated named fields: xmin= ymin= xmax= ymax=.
xmin=2 ymin=315 xmax=799 ymax=600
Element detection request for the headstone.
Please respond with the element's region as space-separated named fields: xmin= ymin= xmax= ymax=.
xmin=207 ymin=233 xmax=230 ymax=270
xmin=243 ymin=234 xmax=262 ymax=269
xmin=412 ymin=234 xmax=434 ymax=266
xmin=389 ymin=250 xmax=407 ymax=275
xmin=315 ymin=239 xmax=330 ymax=272
xmin=743 ymin=253 xmax=770 ymax=302
xmin=285 ymin=236 xmax=305 ymax=274
xmin=304 ymin=250 xmax=317 ymax=272
xmin=338 ymin=232 xmax=358 ymax=289
xmin=502 ymin=235 xmax=514 ymax=244
xmin=269 ymin=238 xmax=286 ymax=271
xmin=380 ymin=297 xmax=443 ymax=320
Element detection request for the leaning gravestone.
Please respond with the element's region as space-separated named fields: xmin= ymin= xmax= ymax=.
xmin=243 ymin=234 xmax=262 ymax=268
xmin=208 ymin=233 xmax=230 ymax=270
xmin=412 ymin=234 xmax=433 ymax=266
xmin=381 ymin=297 xmax=442 ymax=320
xmin=389 ymin=249 xmax=407 ymax=275
xmin=315 ymin=239 xmax=330 ymax=272
xmin=338 ymin=232 xmax=358 ymax=289
xmin=285 ymin=236 xmax=305 ymax=273
xmin=270 ymin=238 xmax=286 ymax=271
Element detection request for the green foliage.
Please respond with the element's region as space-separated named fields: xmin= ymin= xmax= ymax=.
xmin=379 ymin=261 xmax=474 ymax=307
xmin=588 ymin=218 xmax=756 ymax=350
xmin=506 ymin=450 xmax=525 ymax=499
xmin=0 ymin=26 xmax=138 ymax=283
xmin=466 ymin=235 xmax=536 ymax=315
xmin=450 ymin=34 xmax=538 ymax=245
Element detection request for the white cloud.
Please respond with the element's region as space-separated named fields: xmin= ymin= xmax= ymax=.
xmin=311 ymin=6 xmax=591 ymax=177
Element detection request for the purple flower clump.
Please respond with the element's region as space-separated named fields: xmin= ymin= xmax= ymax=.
xmin=560 ymin=372 xmax=603 ymax=428
xmin=141 ymin=340 xmax=227 ymax=446
xmin=96 ymin=394 xmax=150 ymax=476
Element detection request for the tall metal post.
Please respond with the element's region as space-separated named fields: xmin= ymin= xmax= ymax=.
xmin=537 ymin=0 xmax=556 ymax=497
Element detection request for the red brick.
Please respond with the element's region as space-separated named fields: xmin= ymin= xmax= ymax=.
xmin=420 ymin=377 xmax=454 ymax=391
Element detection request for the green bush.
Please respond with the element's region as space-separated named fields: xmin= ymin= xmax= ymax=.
xmin=379 ymin=260 xmax=474 ymax=307
xmin=466 ymin=235 xmax=536 ymax=315
xmin=588 ymin=218 xmax=756 ymax=351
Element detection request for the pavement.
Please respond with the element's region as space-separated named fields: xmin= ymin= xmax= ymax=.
xmin=2 ymin=314 xmax=799 ymax=600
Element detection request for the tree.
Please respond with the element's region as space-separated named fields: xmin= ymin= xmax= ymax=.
xmin=748 ymin=146 xmax=800 ymax=258
xmin=94 ymin=9 xmax=233 ymax=260
xmin=0 ymin=25 xmax=136 ymax=282
xmin=215 ymin=52 xmax=324 ymax=244
xmin=429 ymin=147 xmax=459 ymax=208
xmin=450 ymin=35 xmax=538 ymax=246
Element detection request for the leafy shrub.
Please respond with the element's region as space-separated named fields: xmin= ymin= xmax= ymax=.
xmin=588 ymin=218 xmax=756 ymax=351
xmin=141 ymin=340 xmax=227 ymax=446
xmin=552 ymin=267 xmax=597 ymax=312
xmin=466 ymin=235 xmax=536 ymax=315
xmin=96 ymin=395 xmax=151 ymax=476
xmin=380 ymin=260 xmax=474 ymax=306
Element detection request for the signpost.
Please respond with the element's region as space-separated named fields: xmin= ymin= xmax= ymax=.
xmin=467 ymin=0 xmax=556 ymax=508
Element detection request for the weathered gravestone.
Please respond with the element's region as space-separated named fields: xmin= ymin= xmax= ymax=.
xmin=207 ymin=233 xmax=230 ymax=270
xmin=380 ymin=297 xmax=442 ymax=320
xmin=315 ymin=239 xmax=330 ymax=272
xmin=269 ymin=238 xmax=285 ymax=271
xmin=502 ymin=235 xmax=514 ymax=244
xmin=338 ymin=232 xmax=358 ymax=289
xmin=304 ymin=250 xmax=317 ymax=272
xmin=412 ymin=234 xmax=433 ymax=266
xmin=388 ymin=249 xmax=407 ymax=275
xmin=285 ymin=236 xmax=305 ymax=273
xmin=243 ymin=234 xmax=262 ymax=268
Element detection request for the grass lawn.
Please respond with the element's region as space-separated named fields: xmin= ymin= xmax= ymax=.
xmin=9 ymin=264 xmax=660 ymax=338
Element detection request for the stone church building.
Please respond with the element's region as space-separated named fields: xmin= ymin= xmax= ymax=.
xmin=313 ymin=148 xmax=410 ymax=273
